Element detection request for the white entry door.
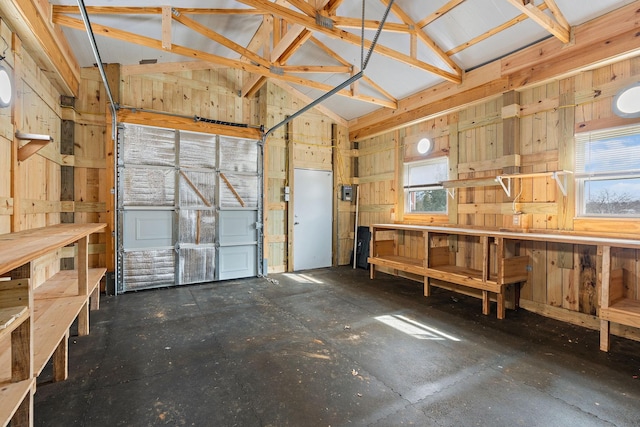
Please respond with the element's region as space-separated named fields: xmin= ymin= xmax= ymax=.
xmin=293 ymin=169 xmax=333 ymax=271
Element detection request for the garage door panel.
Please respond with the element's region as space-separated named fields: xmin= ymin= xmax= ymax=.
xmin=123 ymin=125 xmax=175 ymax=167
xmin=179 ymin=246 xmax=215 ymax=285
xmin=218 ymin=246 xmax=256 ymax=280
xmin=122 ymin=249 xmax=176 ymax=292
xmin=180 ymin=131 xmax=217 ymax=169
xmin=179 ymin=209 xmax=215 ymax=244
xmin=219 ymin=137 xmax=258 ymax=173
xmin=220 ymin=173 xmax=258 ymax=208
xmin=219 ymin=210 xmax=257 ymax=245
xmin=123 ymin=210 xmax=174 ymax=249
xmin=123 ymin=168 xmax=175 ymax=206
xmin=179 ymin=171 xmax=216 ymax=208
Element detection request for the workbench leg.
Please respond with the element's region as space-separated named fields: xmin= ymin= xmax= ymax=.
xmin=497 ymin=292 xmax=505 ymax=320
xmin=11 ymin=390 xmax=33 ymax=427
xmin=90 ymin=286 xmax=100 ymax=311
xmin=370 ymin=264 xmax=375 ymax=280
xmin=423 ymin=277 xmax=430 ymax=297
xmin=600 ymin=319 xmax=611 ymax=352
xmin=53 ymin=331 xmax=69 ymax=382
xmin=482 ymin=291 xmax=490 ymax=315
xmin=78 ymin=301 xmax=90 ymax=336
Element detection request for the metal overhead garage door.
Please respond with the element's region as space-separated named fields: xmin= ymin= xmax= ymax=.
xmin=116 ymin=123 xmax=261 ymax=293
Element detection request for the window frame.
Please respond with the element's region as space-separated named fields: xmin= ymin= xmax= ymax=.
xmin=575 ymin=124 xmax=640 ymax=218
xmin=403 ymin=156 xmax=449 ymax=215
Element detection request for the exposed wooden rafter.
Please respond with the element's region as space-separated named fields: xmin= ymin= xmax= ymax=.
xmin=446 ymin=3 xmax=549 ymax=56
xmin=505 ymin=0 xmax=570 ymax=43
xmin=238 ymin=0 xmax=462 ymax=84
xmin=379 ymin=0 xmax=462 ymax=75
xmin=53 ymin=14 xmax=397 ymax=109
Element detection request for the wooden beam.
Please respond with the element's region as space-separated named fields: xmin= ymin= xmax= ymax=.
xmin=54 ymin=15 xmax=395 ymax=108
xmin=171 ymin=9 xmax=270 ymax=68
xmin=543 ymin=0 xmax=569 ymax=30
xmin=333 ymin=17 xmax=412 ymax=33
xmin=505 ymin=0 xmax=570 ymax=43
xmin=52 ymin=6 xmax=265 ymax=15
xmin=1 ymin=0 xmax=80 ymax=96
xmin=447 ymin=3 xmax=548 ymax=56
xmin=379 ymin=0 xmax=461 ymax=75
xmin=286 ymin=0 xmax=317 ymax=17
xmin=117 ymin=109 xmax=262 ymax=140
xmin=238 ymin=0 xmax=461 ymax=83
xmin=416 ymin=0 xmax=465 ymax=28
xmin=350 ymin=2 xmax=640 ymax=140
xmin=161 ymin=6 xmax=172 ymax=50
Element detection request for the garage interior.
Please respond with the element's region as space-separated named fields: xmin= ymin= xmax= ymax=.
xmin=1 ymin=0 xmax=640 ymax=426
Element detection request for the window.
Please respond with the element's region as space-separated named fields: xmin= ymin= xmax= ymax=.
xmin=576 ymin=124 xmax=640 ymax=217
xmin=404 ymin=157 xmax=448 ymax=214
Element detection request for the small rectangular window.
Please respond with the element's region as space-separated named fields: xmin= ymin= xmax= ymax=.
xmin=575 ymin=125 xmax=640 ymax=217
xmin=404 ymin=157 xmax=448 ymax=214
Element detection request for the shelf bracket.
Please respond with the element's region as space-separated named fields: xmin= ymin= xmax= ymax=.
xmin=495 ymin=176 xmax=512 ymax=197
xmin=15 ymin=131 xmax=53 ymax=162
xmin=446 ymin=188 xmax=455 ymax=199
xmin=552 ymin=171 xmax=568 ymax=197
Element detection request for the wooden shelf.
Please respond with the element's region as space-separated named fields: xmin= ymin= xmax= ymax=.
xmin=0 ymin=222 xmax=107 ymax=425
xmin=426 ymin=265 xmax=500 ymax=293
xmin=0 ymin=378 xmax=35 ymax=424
xmin=0 ymin=223 xmax=106 ymax=276
xmin=15 ymin=131 xmax=53 ymax=162
xmin=600 ymin=298 xmax=640 ymax=329
xmin=368 ymin=255 xmax=426 ymax=276
xmin=441 ymin=170 xmax=573 ymax=198
xmin=33 ymin=268 xmax=105 ymax=376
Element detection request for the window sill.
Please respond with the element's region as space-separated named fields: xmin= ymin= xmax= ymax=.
xmin=574 ymin=217 xmax=640 ymax=235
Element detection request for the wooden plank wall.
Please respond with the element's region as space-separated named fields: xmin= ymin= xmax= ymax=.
xmin=0 ymin=18 xmax=64 ymax=286
xmin=260 ymin=82 xmax=352 ymax=272
xmin=356 ymin=55 xmax=640 ymax=340
xmin=1 ymin=17 xmax=62 ymax=266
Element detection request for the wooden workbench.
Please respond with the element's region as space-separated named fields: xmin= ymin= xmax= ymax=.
xmin=368 ymin=223 xmax=640 ymax=351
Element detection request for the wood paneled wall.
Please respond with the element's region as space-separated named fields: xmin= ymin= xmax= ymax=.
xmin=358 ymin=55 xmax=640 ymax=340
xmin=260 ymin=82 xmax=351 ymax=272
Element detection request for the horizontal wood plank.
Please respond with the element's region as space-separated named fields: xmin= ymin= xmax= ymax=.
xmin=0 ymin=224 xmax=106 ymax=276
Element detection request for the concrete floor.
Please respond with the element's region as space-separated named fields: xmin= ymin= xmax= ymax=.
xmin=35 ymin=267 xmax=640 ymax=426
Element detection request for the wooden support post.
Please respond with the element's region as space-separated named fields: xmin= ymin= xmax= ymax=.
xmin=78 ymin=301 xmax=89 ymax=336
xmin=60 ymin=96 xmax=75 ymax=270
xmin=497 ymin=291 xmax=506 ymax=320
xmin=482 ymin=290 xmax=490 ymax=315
xmin=599 ymin=245 xmax=611 ymax=351
xmin=369 ymin=225 xmax=375 ymax=279
xmin=11 ymin=317 xmax=31 ymax=381
xmin=12 ymin=390 xmax=33 ymax=427
xmin=501 ymin=91 xmax=521 ymax=176
xmin=78 ymin=236 xmax=88 ymax=296
xmin=90 ymin=286 xmax=100 ymax=311
xmin=11 ymin=36 xmax=23 ymax=233
xmin=424 ymin=231 xmax=431 ymax=296
xmin=52 ymin=330 xmax=69 ymax=382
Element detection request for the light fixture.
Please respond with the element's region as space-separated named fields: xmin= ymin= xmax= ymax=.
xmin=612 ymin=82 xmax=640 ymax=118
xmin=417 ymin=137 xmax=432 ymax=154
xmin=0 ymin=64 xmax=12 ymax=108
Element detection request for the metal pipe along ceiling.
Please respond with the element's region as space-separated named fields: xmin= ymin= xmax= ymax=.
xmin=77 ymin=0 xmax=117 ymax=122
xmin=264 ymin=0 xmax=396 ymax=139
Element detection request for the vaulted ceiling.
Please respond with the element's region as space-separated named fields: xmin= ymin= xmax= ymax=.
xmin=46 ymin=0 xmax=638 ymax=121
